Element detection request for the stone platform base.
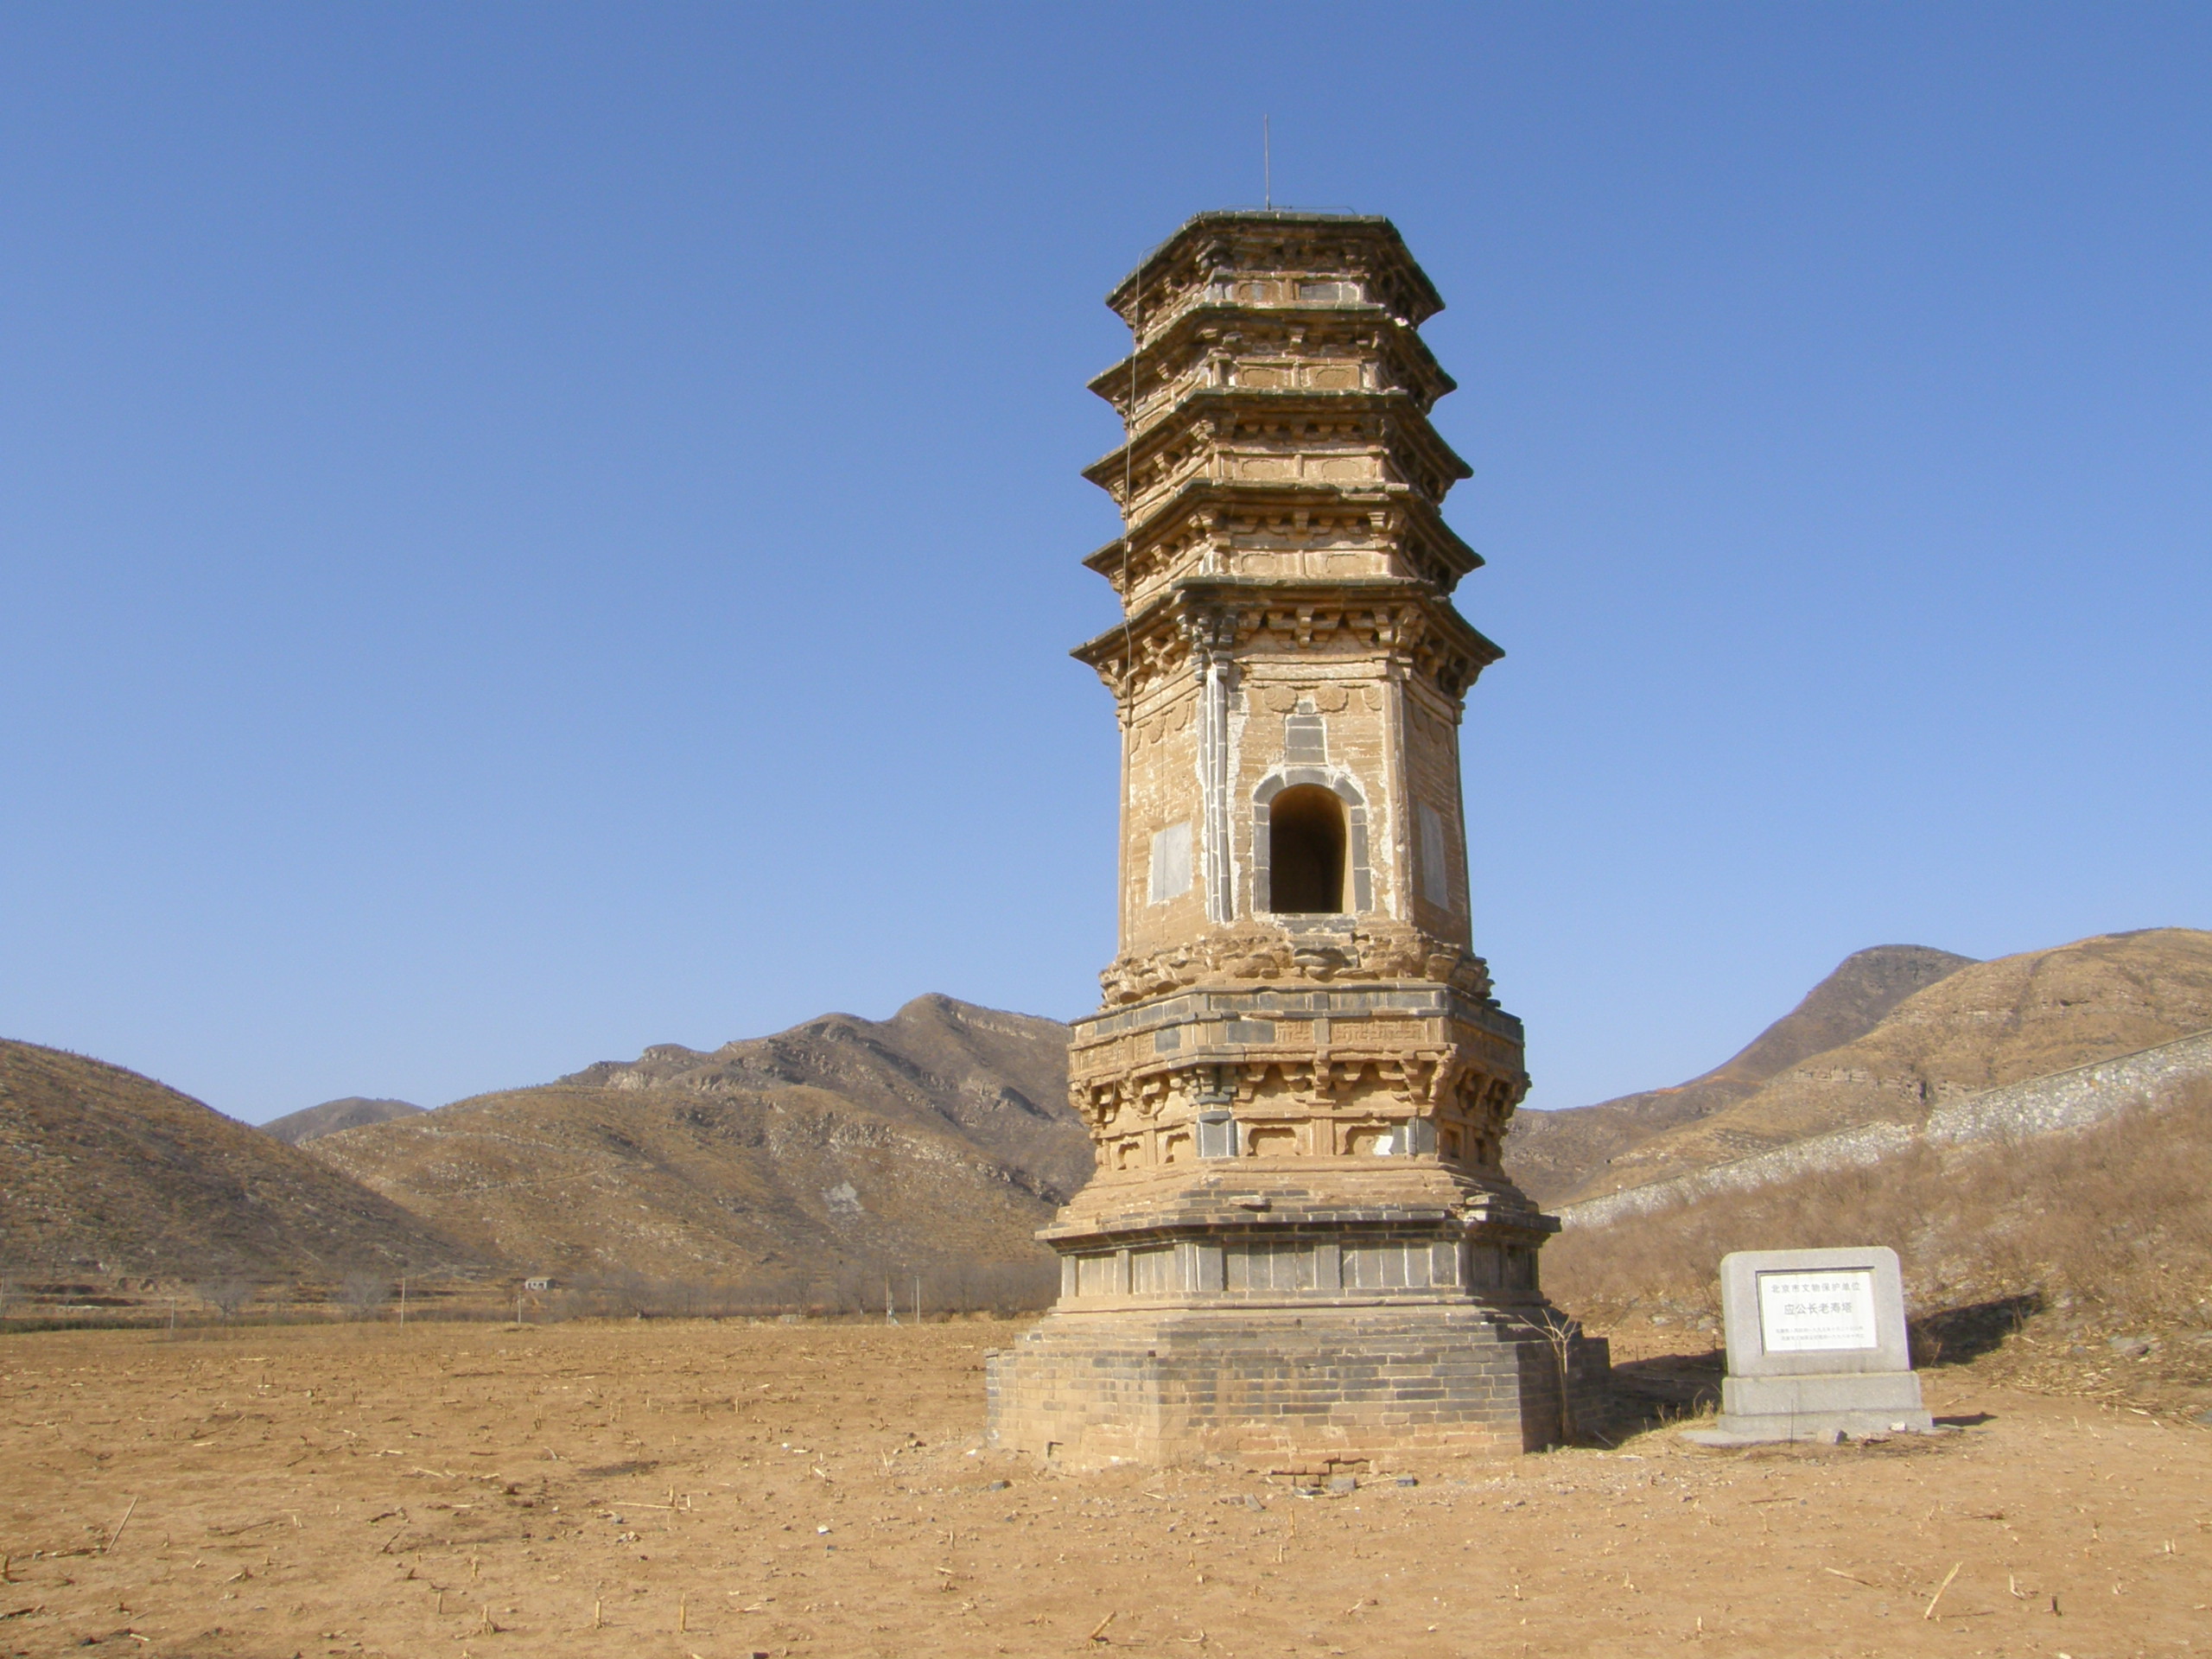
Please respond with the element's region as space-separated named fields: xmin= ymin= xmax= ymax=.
xmin=1692 ymin=1370 xmax=1934 ymax=1444
xmin=985 ymin=1304 xmax=1615 ymax=1467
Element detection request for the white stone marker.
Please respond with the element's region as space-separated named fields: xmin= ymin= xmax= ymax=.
xmin=1689 ymin=1245 xmax=1934 ymax=1444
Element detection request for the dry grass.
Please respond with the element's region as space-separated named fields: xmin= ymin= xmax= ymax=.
xmin=1547 ymin=1079 xmax=2212 ymax=1349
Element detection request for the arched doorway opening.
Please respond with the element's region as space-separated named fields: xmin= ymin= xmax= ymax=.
xmin=1268 ymin=785 xmax=1347 ymax=913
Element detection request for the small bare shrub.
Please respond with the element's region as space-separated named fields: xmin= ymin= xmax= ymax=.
xmin=339 ymin=1271 xmax=391 ymax=1319
xmin=1529 ymin=1306 xmax=1582 ymax=1444
xmin=198 ymin=1276 xmax=256 ymax=1319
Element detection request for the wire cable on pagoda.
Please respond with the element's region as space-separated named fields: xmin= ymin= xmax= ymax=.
xmin=1120 ymin=271 xmax=1140 ymax=703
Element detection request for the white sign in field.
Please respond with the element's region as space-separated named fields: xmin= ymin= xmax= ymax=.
xmin=1755 ymin=1268 xmax=1878 ymax=1353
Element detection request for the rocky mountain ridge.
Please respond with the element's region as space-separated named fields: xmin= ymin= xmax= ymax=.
xmin=1504 ymin=944 xmax=1977 ymax=1205
xmin=15 ymin=933 xmax=2209 ymax=1300
xmin=302 ymin=995 xmax=1086 ymax=1287
xmin=1507 ymin=928 xmax=2212 ymax=1209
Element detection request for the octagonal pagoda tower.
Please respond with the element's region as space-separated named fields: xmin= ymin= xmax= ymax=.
xmin=987 ymin=211 xmax=1611 ymax=1465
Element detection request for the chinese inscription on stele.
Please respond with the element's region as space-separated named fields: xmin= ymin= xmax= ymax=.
xmin=1756 ymin=1268 xmax=1878 ymax=1354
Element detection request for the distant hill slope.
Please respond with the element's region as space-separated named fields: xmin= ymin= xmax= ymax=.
xmin=0 ymin=1039 xmax=489 ymax=1281
xmin=259 ymin=1096 xmax=423 ymax=1145
xmin=1511 ymin=929 xmax=2212 ymax=1209
xmin=1545 ymin=1068 xmax=2212 ymax=1381
xmin=306 ymin=995 xmax=1088 ymax=1285
xmin=1506 ymin=944 xmax=1976 ymax=1205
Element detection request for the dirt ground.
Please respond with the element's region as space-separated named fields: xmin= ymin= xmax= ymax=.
xmin=3 ymin=1319 xmax=2207 ymax=1658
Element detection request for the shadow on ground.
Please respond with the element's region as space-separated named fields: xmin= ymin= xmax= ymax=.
xmin=1593 ymin=1291 xmax=2044 ymax=1442
xmin=1604 ymin=1348 xmax=1724 ymax=1439
xmin=1910 ymin=1293 xmax=2043 ymax=1368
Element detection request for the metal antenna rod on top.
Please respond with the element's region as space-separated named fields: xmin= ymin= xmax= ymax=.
xmin=1263 ymin=113 xmax=1271 ymax=209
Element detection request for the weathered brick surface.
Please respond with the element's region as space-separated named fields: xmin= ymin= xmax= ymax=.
xmin=997 ymin=210 xmax=1616 ymax=1462
xmin=986 ymin=1306 xmax=1616 ymax=1466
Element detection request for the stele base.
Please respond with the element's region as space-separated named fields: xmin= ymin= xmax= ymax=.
xmin=1692 ymin=1372 xmax=1935 ymax=1445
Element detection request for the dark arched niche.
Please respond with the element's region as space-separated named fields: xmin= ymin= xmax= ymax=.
xmin=1253 ymin=771 xmax=1373 ymax=915
xmin=1268 ymin=786 xmax=1346 ymax=912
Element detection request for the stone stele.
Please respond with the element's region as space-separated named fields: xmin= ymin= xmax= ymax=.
xmin=984 ymin=210 xmax=1614 ymax=1468
xmin=1688 ymin=1245 xmax=1936 ymax=1445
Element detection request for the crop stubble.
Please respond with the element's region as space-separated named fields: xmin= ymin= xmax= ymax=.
xmin=1 ymin=1320 xmax=2206 ymax=1656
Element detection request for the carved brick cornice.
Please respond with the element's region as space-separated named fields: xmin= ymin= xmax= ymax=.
xmin=1090 ymin=921 xmax=1498 ymax=1007
xmin=1082 ymin=386 xmax=1473 ymax=527
xmin=1081 ymin=481 xmax=1482 ymax=600
xmin=1073 ymin=577 xmax=1501 ymax=708
xmin=1087 ymin=302 xmax=1456 ymax=432
xmin=1070 ymin=1045 xmax=1519 ymax=1126
xmin=1105 ymin=211 xmax=1446 ymax=345
xmin=1176 ymin=601 xmax=1239 ymax=670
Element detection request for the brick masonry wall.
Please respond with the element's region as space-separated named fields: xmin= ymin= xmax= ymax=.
xmin=985 ymin=1306 xmax=1617 ymax=1467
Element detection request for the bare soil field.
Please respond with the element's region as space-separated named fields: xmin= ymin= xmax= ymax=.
xmin=3 ymin=1319 xmax=2207 ymax=1659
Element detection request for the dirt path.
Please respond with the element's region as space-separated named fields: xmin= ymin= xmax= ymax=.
xmin=2 ymin=1319 xmax=2206 ymax=1656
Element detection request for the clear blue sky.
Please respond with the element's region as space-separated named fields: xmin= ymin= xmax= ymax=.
xmin=3 ymin=4 xmax=2206 ymax=1124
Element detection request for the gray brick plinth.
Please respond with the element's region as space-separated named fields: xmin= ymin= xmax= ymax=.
xmin=986 ymin=1304 xmax=1616 ymax=1467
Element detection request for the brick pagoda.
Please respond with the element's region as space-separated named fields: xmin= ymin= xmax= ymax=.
xmin=986 ymin=211 xmax=1611 ymax=1466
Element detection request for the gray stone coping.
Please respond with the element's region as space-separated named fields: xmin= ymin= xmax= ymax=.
xmin=1076 ymin=984 xmax=1523 ymax=1044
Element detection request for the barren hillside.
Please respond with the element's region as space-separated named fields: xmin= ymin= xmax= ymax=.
xmin=1561 ymin=928 xmax=2212 ymax=1205
xmin=308 ymin=995 xmax=1086 ymax=1286
xmin=1505 ymin=944 xmax=1975 ymax=1205
xmin=1545 ymin=1072 xmax=2212 ymax=1392
xmin=258 ymin=1096 xmax=423 ymax=1145
xmin=562 ymin=993 xmax=1087 ymax=1202
xmin=0 ymin=1039 xmax=488 ymax=1281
